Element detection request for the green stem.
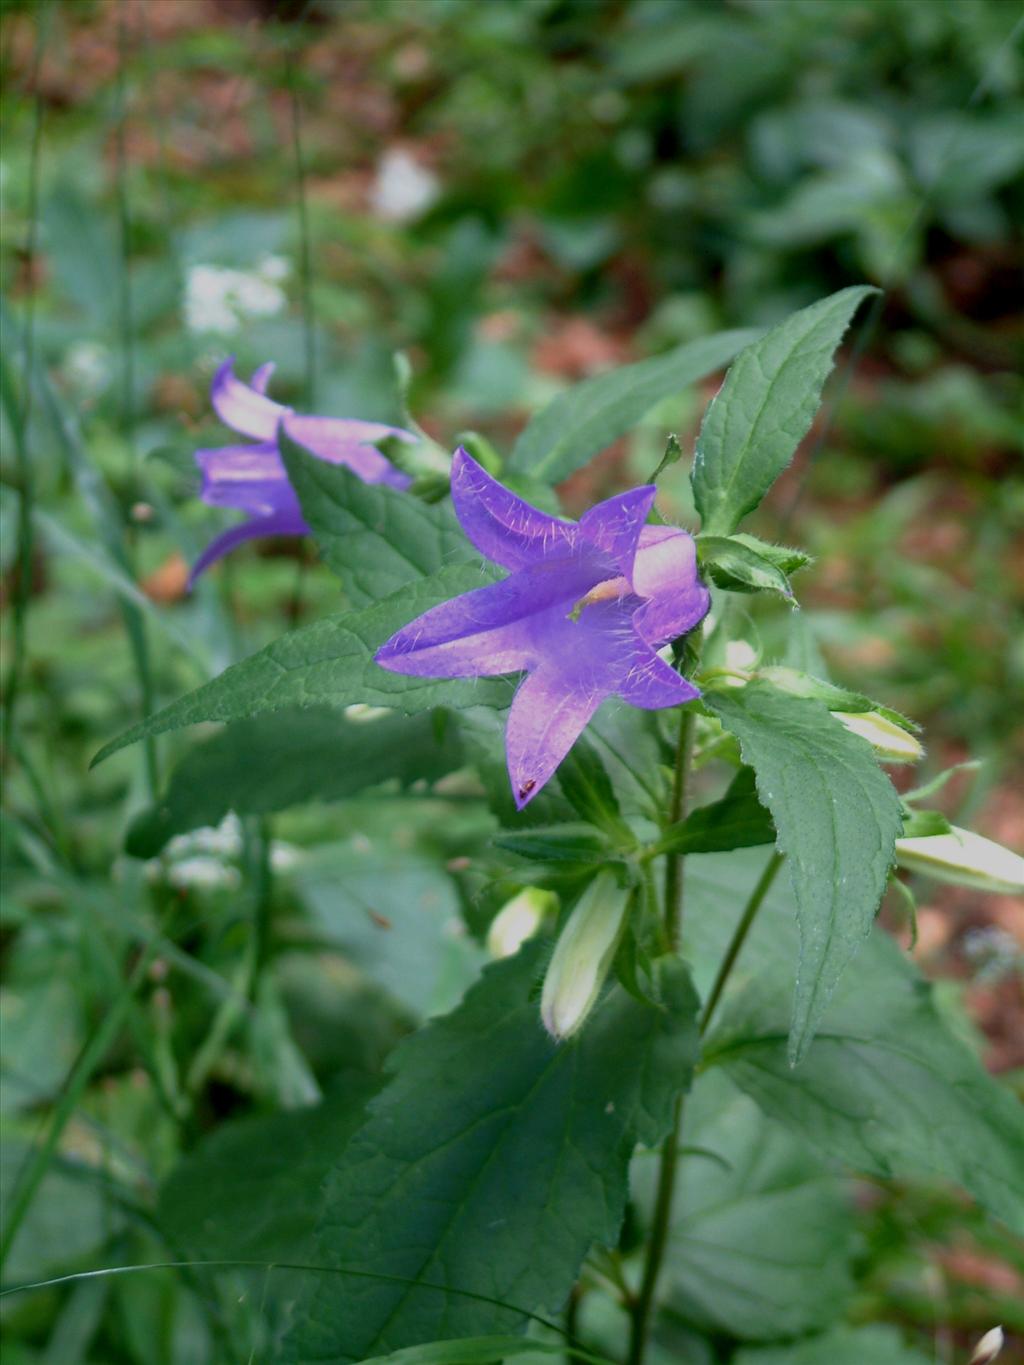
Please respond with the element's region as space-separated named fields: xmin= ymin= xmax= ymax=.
xmin=661 ymin=707 xmax=694 ymax=949
xmin=699 ymin=850 xmax=785 ymax=1036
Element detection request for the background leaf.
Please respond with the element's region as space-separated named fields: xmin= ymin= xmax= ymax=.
xmin=509 ymin=330 xmax=757 ymax=483
xmin=707 ymin=682 xmax=902 ymax=1062
xmin=691 ymin=287 xmax=876 ymax=535
xmin=687 ymin=850 xmax=1024 ymax=1235
xmin=125 ymin=707 xmax=464 ymax=857
xmin=284 ymin=944 xmax=700 ymax=1362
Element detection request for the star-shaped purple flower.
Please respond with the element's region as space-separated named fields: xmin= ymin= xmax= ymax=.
xmin=190 ymin=358 xmax=414 ymax=584
xmin=375 ymin=449 xmax=710 ymax=808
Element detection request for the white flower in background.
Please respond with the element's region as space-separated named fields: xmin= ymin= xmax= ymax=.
xmin=370 ymin=147 xmax=439 ymax=222
xmin=166 ymin=815 xmax=243 ymax=861
xmin=487 ymin=887 xmax=557 ymax=959
xmin=895 ymin=826 xmax=1024 ymax=895
xmin=971 ymin=1326 xmax=1004 ymax=1364
xmin=184 ymin=256 xmax=290 ymax=335
xmin=270 ymin=841 xmax=302 ymax=873
xmin=165 ymin=857 xmax=241 ymax=892
xmin=64 ymin=340 xmax=112 ymax=396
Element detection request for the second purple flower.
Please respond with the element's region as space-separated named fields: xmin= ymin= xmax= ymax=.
xmin=376 ymin=449 xmax=710 ymax=808
xmin=191 ymin=358 xmax=415 ymax=583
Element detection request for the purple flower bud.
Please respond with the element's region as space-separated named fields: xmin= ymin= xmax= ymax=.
xmin=190 ymin=358 xmax=414 ymax=584
xmin=375 ymin=448 xmax=710 ymax=807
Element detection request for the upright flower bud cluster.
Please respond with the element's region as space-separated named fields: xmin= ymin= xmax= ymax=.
xmin=540 ymin=871 xmax=629 ymax=1042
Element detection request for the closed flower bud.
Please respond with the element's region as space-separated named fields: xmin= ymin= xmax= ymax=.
xmin=895 ymin=827 xmax=1024 ymax=895
xmin=971 ymin=1326 xmax=1004 ymax=1364
xmin=541 ymin=872 xmax=628 ymax=1042
xmin=487 ymin=888 xmax=557 ymax=959
xmin=834 ymin=710 xmax=924 ymax=763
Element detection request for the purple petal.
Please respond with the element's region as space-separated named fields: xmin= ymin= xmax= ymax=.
xmin=579 ymin=485 xmax=657 ymax=579
xmin=449 ymin=447 xmax=580 ymax=570
xmin=250 ymin=361 xmax=276 ymax=395
xmin=632 ymin=527 xmax=710 ymax=646
xmin=188 ymin=508 xmax=308 ymax=586
xmin=616 ymin=647 xmax=701 ymax=709
xmin=210 ymin=357 xmax=288 ymax=440
xmin=506 ymin=666 xmax=609 ymax=809
xmin=195 ymin=442 xmax=290 ymax=516
xmin=284 ymin=415 xmax=413 ymax=491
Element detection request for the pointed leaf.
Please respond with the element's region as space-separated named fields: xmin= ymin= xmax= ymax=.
xmin=697 ymin=534 xmax=796 ymax=600
xmin=510 ymin=329 xmax=757 ymax=483
xmin=283 ymin=944 xmax=699 ymax=1362
xmin=706 ymin=682 xmax=902 ymax=1062
xmin=691 ymin=287 xmax=877 ymax=535
xmin=654 ymin=767 xmax=774 ymax=857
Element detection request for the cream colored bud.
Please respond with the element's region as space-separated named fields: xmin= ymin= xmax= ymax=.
xmin=541 ymin=872 xmax=628 ymax=1042
xmin=835 ymin=710 xmax=924 ymax=763
xmin=487 ymin=888 xmax=556 ymax=959
xmin=895 ymin=827 xmax=1024 ymax=895
xmin=971 ymin=1326 xmax=1004 ymax=1364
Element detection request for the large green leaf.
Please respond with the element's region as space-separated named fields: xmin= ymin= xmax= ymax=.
xmin=661 ymin=1071 xmax=853 ymax=1339
xmin=706 ymin=682 xmax=902 ymax=1063
xmin=91 ymin=567 xmax=512 ymax=767
xmin=691 ymin=287 xmax=876 ymax=535
xmin=733 ymin=1324 xmax=932 ymax=1365
xmin=281 ymin=436 xmax=475 ymax=606
xmin=125 ymin=707 xmax=465 ymax=857
xmin=509 ymin=330 xmax=757 ymax=483
xmin=284 ymin=944 xmax=700 ymax=1363
xmin=654 ymin=767 xmax=774 ymax=857
xmin=686 ymin=850 xmax=1024 ymax=1235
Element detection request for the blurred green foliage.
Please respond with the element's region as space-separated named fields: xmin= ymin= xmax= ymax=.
xmin=1 ymin=0 xmax=1022 ymax=1361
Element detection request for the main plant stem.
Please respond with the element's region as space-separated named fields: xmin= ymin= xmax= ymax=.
xmin=628 ymin=706 xmax=695 ymax=1365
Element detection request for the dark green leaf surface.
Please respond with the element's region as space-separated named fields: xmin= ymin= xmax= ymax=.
xmin=509 ymin=329 xmax=757 ymax=482
xmin=92 ymin=566 xmax=510 ymax=767
xmin=282 ymin=436 xmax=475 ymax=606
xmin=655 ymin=767 xmax=774 ymax=857
xmin=686 ymin=851 xmax=1024 ymax=1234
xmin=691 ymin=287 xmax=876 ymax=535
xmin=664 ymin=1071 xmax=853 ymax=1339
xmin=284 ymin=944 xmax=700 ymax=1363
xmin=707 ymin=683 xmax=902 ymax=1062
xmin=125 ymin=707 xmax=465 ymax=857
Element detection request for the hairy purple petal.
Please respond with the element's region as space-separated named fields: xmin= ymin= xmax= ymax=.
xmin=616 ymin=647 xmax=701 ymax=709
xmin=449 ymin=446 xmax=581 ymax=570
xmin=632 ymin=526 xmax=711 ymax=645
xmin=250 ymin=361 xmax=276 ymax=395
xmin=210 ymin=357 xmax=288 ymax=440
xmin=195 ymin=443 xmax=289 ymax=516
xmin=282 ymin=415 xmax=413 ymax=491
xmin=506 ymin=666 xmax=608 ymax=810
xmin=579 ymin=485 xmax=656 ymax=579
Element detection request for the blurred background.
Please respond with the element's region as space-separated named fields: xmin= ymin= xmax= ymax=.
xmin=1 ymin=0 xmax=1022 ymax=1361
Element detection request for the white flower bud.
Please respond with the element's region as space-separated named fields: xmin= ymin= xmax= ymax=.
xmin=971 ymin=1326 xmax=1004 ymax=1364
xmin=487 ymin=888 xmax=556 ymax=959
xmin=834 ymin=710 xmax=924 ymax=763
xmin=541 ymin=872 xmax=628 ymax=1041
xmin=895 ymin=827 xmax=1024 ymax=895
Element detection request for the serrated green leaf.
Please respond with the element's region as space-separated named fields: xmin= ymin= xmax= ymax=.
xmin=691 ymin=287 xmax=876 ymax=535
xmin=555 ymin=735 xmax=635 ymax=846
xmin=688 ymin=850 xmax=1024 ymax=1234
xmin=509 ymin=329 xmax=757 ymax=483
xmin=92 ymin=566 xmax=508 ymax=768
xmin=283 ymin=944 xmax=700 ymax=1362
xmin=651 ymin=767 xmax=774 ymax=858
xmin=730 ymin=532 xmax=812 ymax=576
xmin=756 ymin=667 xmax=919 ymax=733
xmin=125 ymin=707 xmax=465 ymax=857
xmin=698 ymin=535 xmax=795 ymax=600
xmin=706 ymin=682 xmax=902 ymax=1063
xmin=281 ymin=434 xmax=475 ymax=605
xmin=661 ymin=1071 xmax=853 ymax=1339
xmin=494 ymin=824 xmax=612 ymax=865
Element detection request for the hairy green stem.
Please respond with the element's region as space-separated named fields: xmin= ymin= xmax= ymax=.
xmin=661 ymin=707 xmax=694 ymax=949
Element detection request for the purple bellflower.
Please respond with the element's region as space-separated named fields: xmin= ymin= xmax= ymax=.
xmin=375 ymin=448 xmax=710 ymax=809
xmin=191 ymin=358 xmax=414 ymax=584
